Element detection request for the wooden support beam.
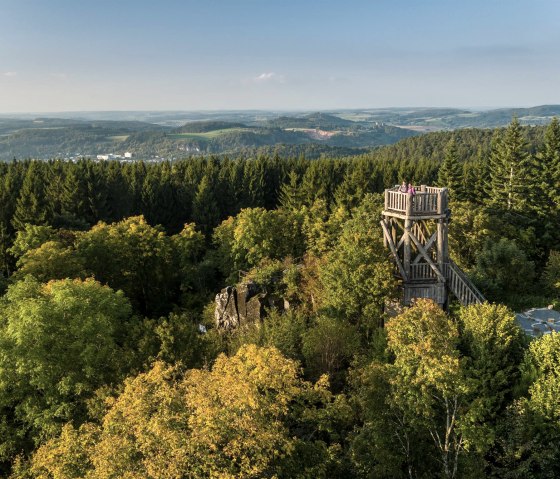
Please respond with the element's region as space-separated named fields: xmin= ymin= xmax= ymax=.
xmin=437 ymin=218 xmax=444 ymax=270
xmin=413 ymin=231 xmax=437 ymax=265
xmin=396 ymin=231 xmax=406 ymax=251
xmin=403 ymin=194 xmax=413 ymax=277
xmin=380 ymin=220 xmax=408 ymax=280
xmin=408 ymin=230 xmax=445 ymax=282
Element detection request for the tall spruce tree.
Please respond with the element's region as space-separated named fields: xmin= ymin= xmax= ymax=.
xmin=59 ymin=166 xmax=86 ymax=225
xmin=12 ymin=162 xmax=49 ymax=230
xmin=438 ymin=138 xmax=464 ymax=201
xmin=278 ymin=170 xmax=304 ymax=211
xmin=192 ymin=175 xmax=220 ymax=237
xmin=486 ymin=117 xmax=529 ymax=211
xmin=540 ymin=117 xmax=560 ymax=208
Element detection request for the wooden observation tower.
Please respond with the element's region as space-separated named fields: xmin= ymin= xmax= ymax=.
xmin=381 ymin=185 xmax=485 ymax=307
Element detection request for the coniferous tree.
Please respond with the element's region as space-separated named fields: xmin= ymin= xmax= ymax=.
xmin=44 ymin=160 xmax=65 ymax=219
xmin=12 ymin=162 xmax=49 ymax=230
xmin=486 ymin=118 xmax=529 ymax=211
xmin=242 ymin=160 xmax=266 ymax=208
xmin=59 ymin=166 xmax=87 ymax=226
xmin=464 ymin=152 xmax=490 ymax=204
xmin=278 ymin=171 xmax=304 ymax=211
xmin=532 ymin=117 xmax=560 ymax=249
xmin=104 ymin=161 xmax=130 ymax=221
xmin=539 ymin=117 xmax=560 ymax=208
xmin=192 ymin=175 xmax=220 ymax=237
xmin=438 ymin=138 xmax=465 ymax=201
xmin=300 ymin=161 xmax=332 ymax=206
xmin=0 ymin=222 xmax=11 ymax=277
xmin=84 ymin=162 xmax=110 ymax=224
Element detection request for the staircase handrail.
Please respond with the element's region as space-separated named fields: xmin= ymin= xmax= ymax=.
xmin=445 ymin=260 xmax=485 ymax=305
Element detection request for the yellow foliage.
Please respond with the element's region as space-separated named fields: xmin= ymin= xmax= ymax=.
xmin=26 ymin=345 xmax=326 ymax=479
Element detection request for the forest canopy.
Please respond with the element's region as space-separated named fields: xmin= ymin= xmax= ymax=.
xmin=0 ymin=119 xmax=560 ymax=478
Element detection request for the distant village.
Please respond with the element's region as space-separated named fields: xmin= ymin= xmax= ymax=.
xmin=96 ymin=151 xmax=133 ymax=161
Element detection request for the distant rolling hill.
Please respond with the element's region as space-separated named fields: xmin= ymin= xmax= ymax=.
xmin=173 ymin=120 xmax=249 ymax=133
xmin=267 ymin=112 xmax=357 ymax=129
xmin=0 ymin=116 xmax=418 ymax=160
xmin=0 ymin=105 xmax=558 ymax=160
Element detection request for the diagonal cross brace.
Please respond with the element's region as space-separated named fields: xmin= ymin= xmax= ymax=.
xmin=412 ymin=231 xmax=437 ymax=265
xmin=380 ymin=220 xmax=408 ymax=280
xmin=408 ymin=230 xmax=445 ymax=282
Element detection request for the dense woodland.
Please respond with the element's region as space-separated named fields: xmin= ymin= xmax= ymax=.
xmin=0 ymin=118 xmax=560 ymax=478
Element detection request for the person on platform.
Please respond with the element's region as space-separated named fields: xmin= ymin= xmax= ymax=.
xmin=407 ymin=183 xmax=416 ymax=195
xmin=399 ymin=180 xmax=408 ymax=193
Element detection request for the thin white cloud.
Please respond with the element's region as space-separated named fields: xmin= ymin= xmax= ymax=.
xmin=3 ymin=71 xmax=17 ymax=77
xmin=253 ymin=72 xmax=285 ymax=83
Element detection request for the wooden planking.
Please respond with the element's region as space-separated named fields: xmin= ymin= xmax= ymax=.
xmin=404 ymin=283 xmax=446 ymax=305
xmin=385 ymin=188 xmax=447 ymax=216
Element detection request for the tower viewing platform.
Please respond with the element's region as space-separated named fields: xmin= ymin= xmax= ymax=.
xmin=381 ymin=185 xmax=484 ymax=307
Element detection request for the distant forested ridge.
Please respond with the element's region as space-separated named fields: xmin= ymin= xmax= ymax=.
xmin=2 ymin=105 xmax=560 ymax=161
xmin=0 ymin=115 xmax=417 ymax=160
xmin=1 ymin=118 xmax=560 ymax=478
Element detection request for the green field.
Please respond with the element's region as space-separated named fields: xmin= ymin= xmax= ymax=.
xmin=168 ymin=127 xmax=252 ymax=140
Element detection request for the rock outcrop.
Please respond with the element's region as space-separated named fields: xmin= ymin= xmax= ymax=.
xmin=215 ymin=281 xmax=265 ymax=330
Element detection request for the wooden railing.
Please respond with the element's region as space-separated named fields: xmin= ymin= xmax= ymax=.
xmin=407 ymin=261 xmax=485 ymax=305
xmin=409 ymin=263 xmax=438 ymax=280
xmin=444 ymin=261 xmax=485 ymax=306
xmin=384 ymin=186 xmax=447 ymax=216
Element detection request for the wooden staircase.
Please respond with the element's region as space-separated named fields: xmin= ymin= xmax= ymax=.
xmin=444 ymin=260 xmax=485 ymax=305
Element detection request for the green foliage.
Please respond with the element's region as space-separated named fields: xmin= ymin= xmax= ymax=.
xmin=438 ymin=138 xmax=465 ymax=201
xmin=230 ymin=308 xmax=308 ymax=362
xmin=541 ymin=250 xmax=560 ymax=296
xmin=23 ymin=346 xmax=346 ymax=479
xmin=349 ymin=360 xmax=436 ymax=479
xmin=12 ymin=162 xmax=50 ymax=230
xmin=448 ymin=202 xmax=495 ymax=270
xmin=386 ymin=299 xmax=469 ymax=479
xmin=302 ymin=314 xmax=361 ymax=388
xmin=192 ymin=174 xmax=220 ymax=236
xmin=0 ymin=124 xmax=558 ymax=477
xmin=319 ymin=196 xmax=397 ymax=337
xmin=8 ymin=224 xmax=57 ymax=260
xmin=497 ymin=333 xmax=560 ymax=478
xmin=75 ymin=215 xmax=177 ymax=316
xmin=13 ymin=240 xmax=86 ymax=283
xmin=279 ymin=170 xmax=304 ymax=211
xmin=302 ymin=200 xmax=350 ymax=256
xmin=213 ymin=207 xmax=305 ymax=281
xmin=458 ymin=303 xmax=526 ymax=453
xmin=137 ymin=312 xmax=207 ymax=367
xmin=474 ymin=238 xmax=535 ymax=302
xmin=0 ymin=277 xmax=134 ymax=460
xmin=535 ymin=117 xmax=560 ymax=209
xmin=487 ymin=118 xmax=531 ymax=212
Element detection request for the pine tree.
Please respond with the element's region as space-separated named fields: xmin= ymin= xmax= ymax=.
xmin=44 ymin=160 xmax=65 ymax=219
xmin=242 ymin=160 xmax=265 ymax=208
xmin=486 ymin=118 xmax=529 ymax=211
xmin=12 ymin=162 xmax=49 ymax=230
xmin=438 ymin=138 xmax=464 ymax=201
xmin=539 ymin=117 xmax=560 ymax=208
xmin=278 ymin=171 xmax=304 ymax=211
xmin=192 ymin=175 xmax=220 ymax=237
xmin=84 ymin=162 xmax=110 ymax=224
xmin=60 ymin=166 xmax=86 ymax=222
xmin=532 ymin=118 xmax=560 ymax=248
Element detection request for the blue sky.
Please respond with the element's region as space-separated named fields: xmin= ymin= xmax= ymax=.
xmin=1 ymin=0 xmax=559 ymax=112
